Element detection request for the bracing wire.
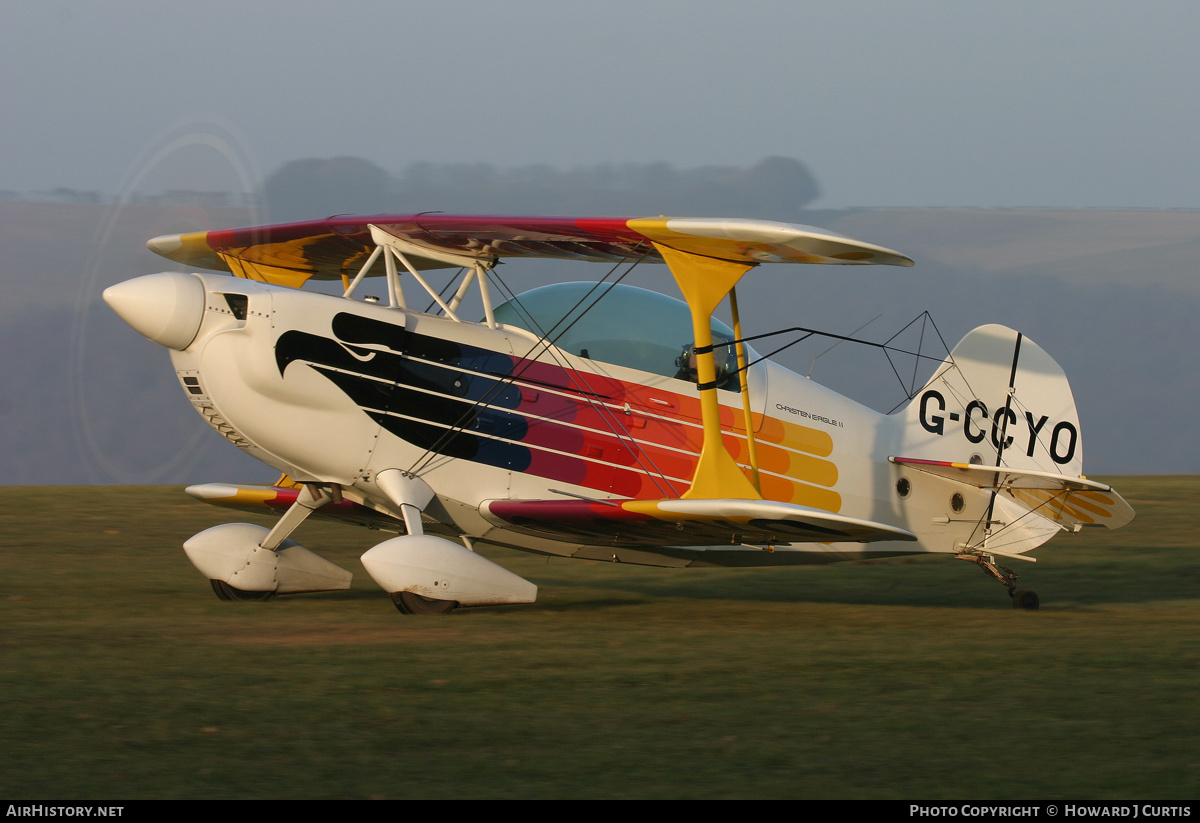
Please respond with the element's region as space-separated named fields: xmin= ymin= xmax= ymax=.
xmin=402 ymin=248 xmax=678 ymax=496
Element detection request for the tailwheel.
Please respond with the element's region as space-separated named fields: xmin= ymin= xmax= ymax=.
xmin=210 ymin=579 xmax=276 ymax=602
xmin=1011 ymin=589 xmax=1040 ymax=611
xmin=390 ymin=591 xmax=459 ymax=615
xmin=956 ymin=552 xmax=1041 ymax=610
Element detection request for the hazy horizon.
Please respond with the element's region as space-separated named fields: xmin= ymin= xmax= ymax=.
xmin=5 ymin=1 xmax=1200 ymax=211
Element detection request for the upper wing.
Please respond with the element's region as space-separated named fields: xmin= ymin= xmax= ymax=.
xmin=481 ymin=496 xmax=917 ymax=548
xmin=147 ymin=214 xmax=914 ymax=288
xmin=889 ymin=456 xmax=1135 ymax=529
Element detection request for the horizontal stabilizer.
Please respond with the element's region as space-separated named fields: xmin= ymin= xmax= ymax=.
xmin=889 ymin=457 xmax=1134 ymax=529
xmin=482 ymin=497 xmax=916 ymax=547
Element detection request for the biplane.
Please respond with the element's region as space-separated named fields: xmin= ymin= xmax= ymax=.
xmin=104 ymin=214 xmax=1134 ymax=614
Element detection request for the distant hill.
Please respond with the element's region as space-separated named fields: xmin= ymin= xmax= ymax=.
xmin=3 ymin=200 xmax=1197 ymax=482
xmin=828 ymin=208 xmax=1200 ymax=292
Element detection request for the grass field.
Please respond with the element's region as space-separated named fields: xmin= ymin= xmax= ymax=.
xmin=1 ymin=477 xmax=1197 ymax=799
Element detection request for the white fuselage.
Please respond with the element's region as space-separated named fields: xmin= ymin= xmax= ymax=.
xmin=165 ymin=273 xmax=1002 ymax=567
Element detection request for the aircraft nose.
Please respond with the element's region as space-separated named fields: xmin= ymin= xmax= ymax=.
xmin=103 ymin=272 xmax=206 ymax=350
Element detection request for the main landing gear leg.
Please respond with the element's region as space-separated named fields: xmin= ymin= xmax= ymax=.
xmin=956 ymin=552 xmax=1040 ymax=611
xmin=213 ymin=483 xmax=335 ymax=599
xmin=372 ymin=470 xmax=460 ymax=615
xmin=258 ymin=483 xmax=334 ymax=551
xmin=361 ymin=469 xmax=537 ymax=615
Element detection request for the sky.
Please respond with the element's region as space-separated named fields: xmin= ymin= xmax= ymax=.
xmin=4 ymin=0 xmax=1200 ymax=209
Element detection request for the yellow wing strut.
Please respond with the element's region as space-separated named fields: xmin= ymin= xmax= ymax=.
xmin=654 ymin=243 xmax=762 ymax=501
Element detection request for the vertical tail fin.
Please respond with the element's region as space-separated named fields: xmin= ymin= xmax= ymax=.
xmin=902 ymin=324 xmax=1082 ymax=475
xmin=896 ymin=325 xmax=1133 ymax=538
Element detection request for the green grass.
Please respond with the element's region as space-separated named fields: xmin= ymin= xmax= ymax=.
xmin=1 ymin=478 xmax=1197 ymax=798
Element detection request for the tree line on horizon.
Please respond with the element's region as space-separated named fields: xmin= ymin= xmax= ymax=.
xmin=261 ymin=156 xmax=821 ymax=222
xmin=3 ymin=156 xmax=822 ymax=220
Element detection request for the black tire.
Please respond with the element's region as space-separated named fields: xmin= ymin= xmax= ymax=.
xmin=1011 ymin=589 xmax=1040 ymax=610
xmin=390 ymin=591 xmax=458 ymax=615
xmin=211 ymin=579 xmax=276 ymax=602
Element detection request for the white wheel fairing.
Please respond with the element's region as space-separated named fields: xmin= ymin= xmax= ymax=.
xmin=183 ymin=523 xmax=353 ymax=594
xmin=361 ymin=534 xmax=537 ymax=606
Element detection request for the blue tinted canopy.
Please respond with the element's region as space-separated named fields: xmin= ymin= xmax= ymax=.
xmin=493 ymin=282 xmax=751 ymax=388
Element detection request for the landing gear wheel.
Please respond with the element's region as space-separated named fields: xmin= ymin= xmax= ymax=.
xmin=390 ymin=591 xmax=459 ymax=615
xmin=210 ymin=579 xmax=276 ymax=602
xmin=1011 ymin=589 xmax=1040 ymax=610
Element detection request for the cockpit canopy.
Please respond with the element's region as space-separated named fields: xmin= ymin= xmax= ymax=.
xmin=493 ymin=282 xmax=753 ymax=389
